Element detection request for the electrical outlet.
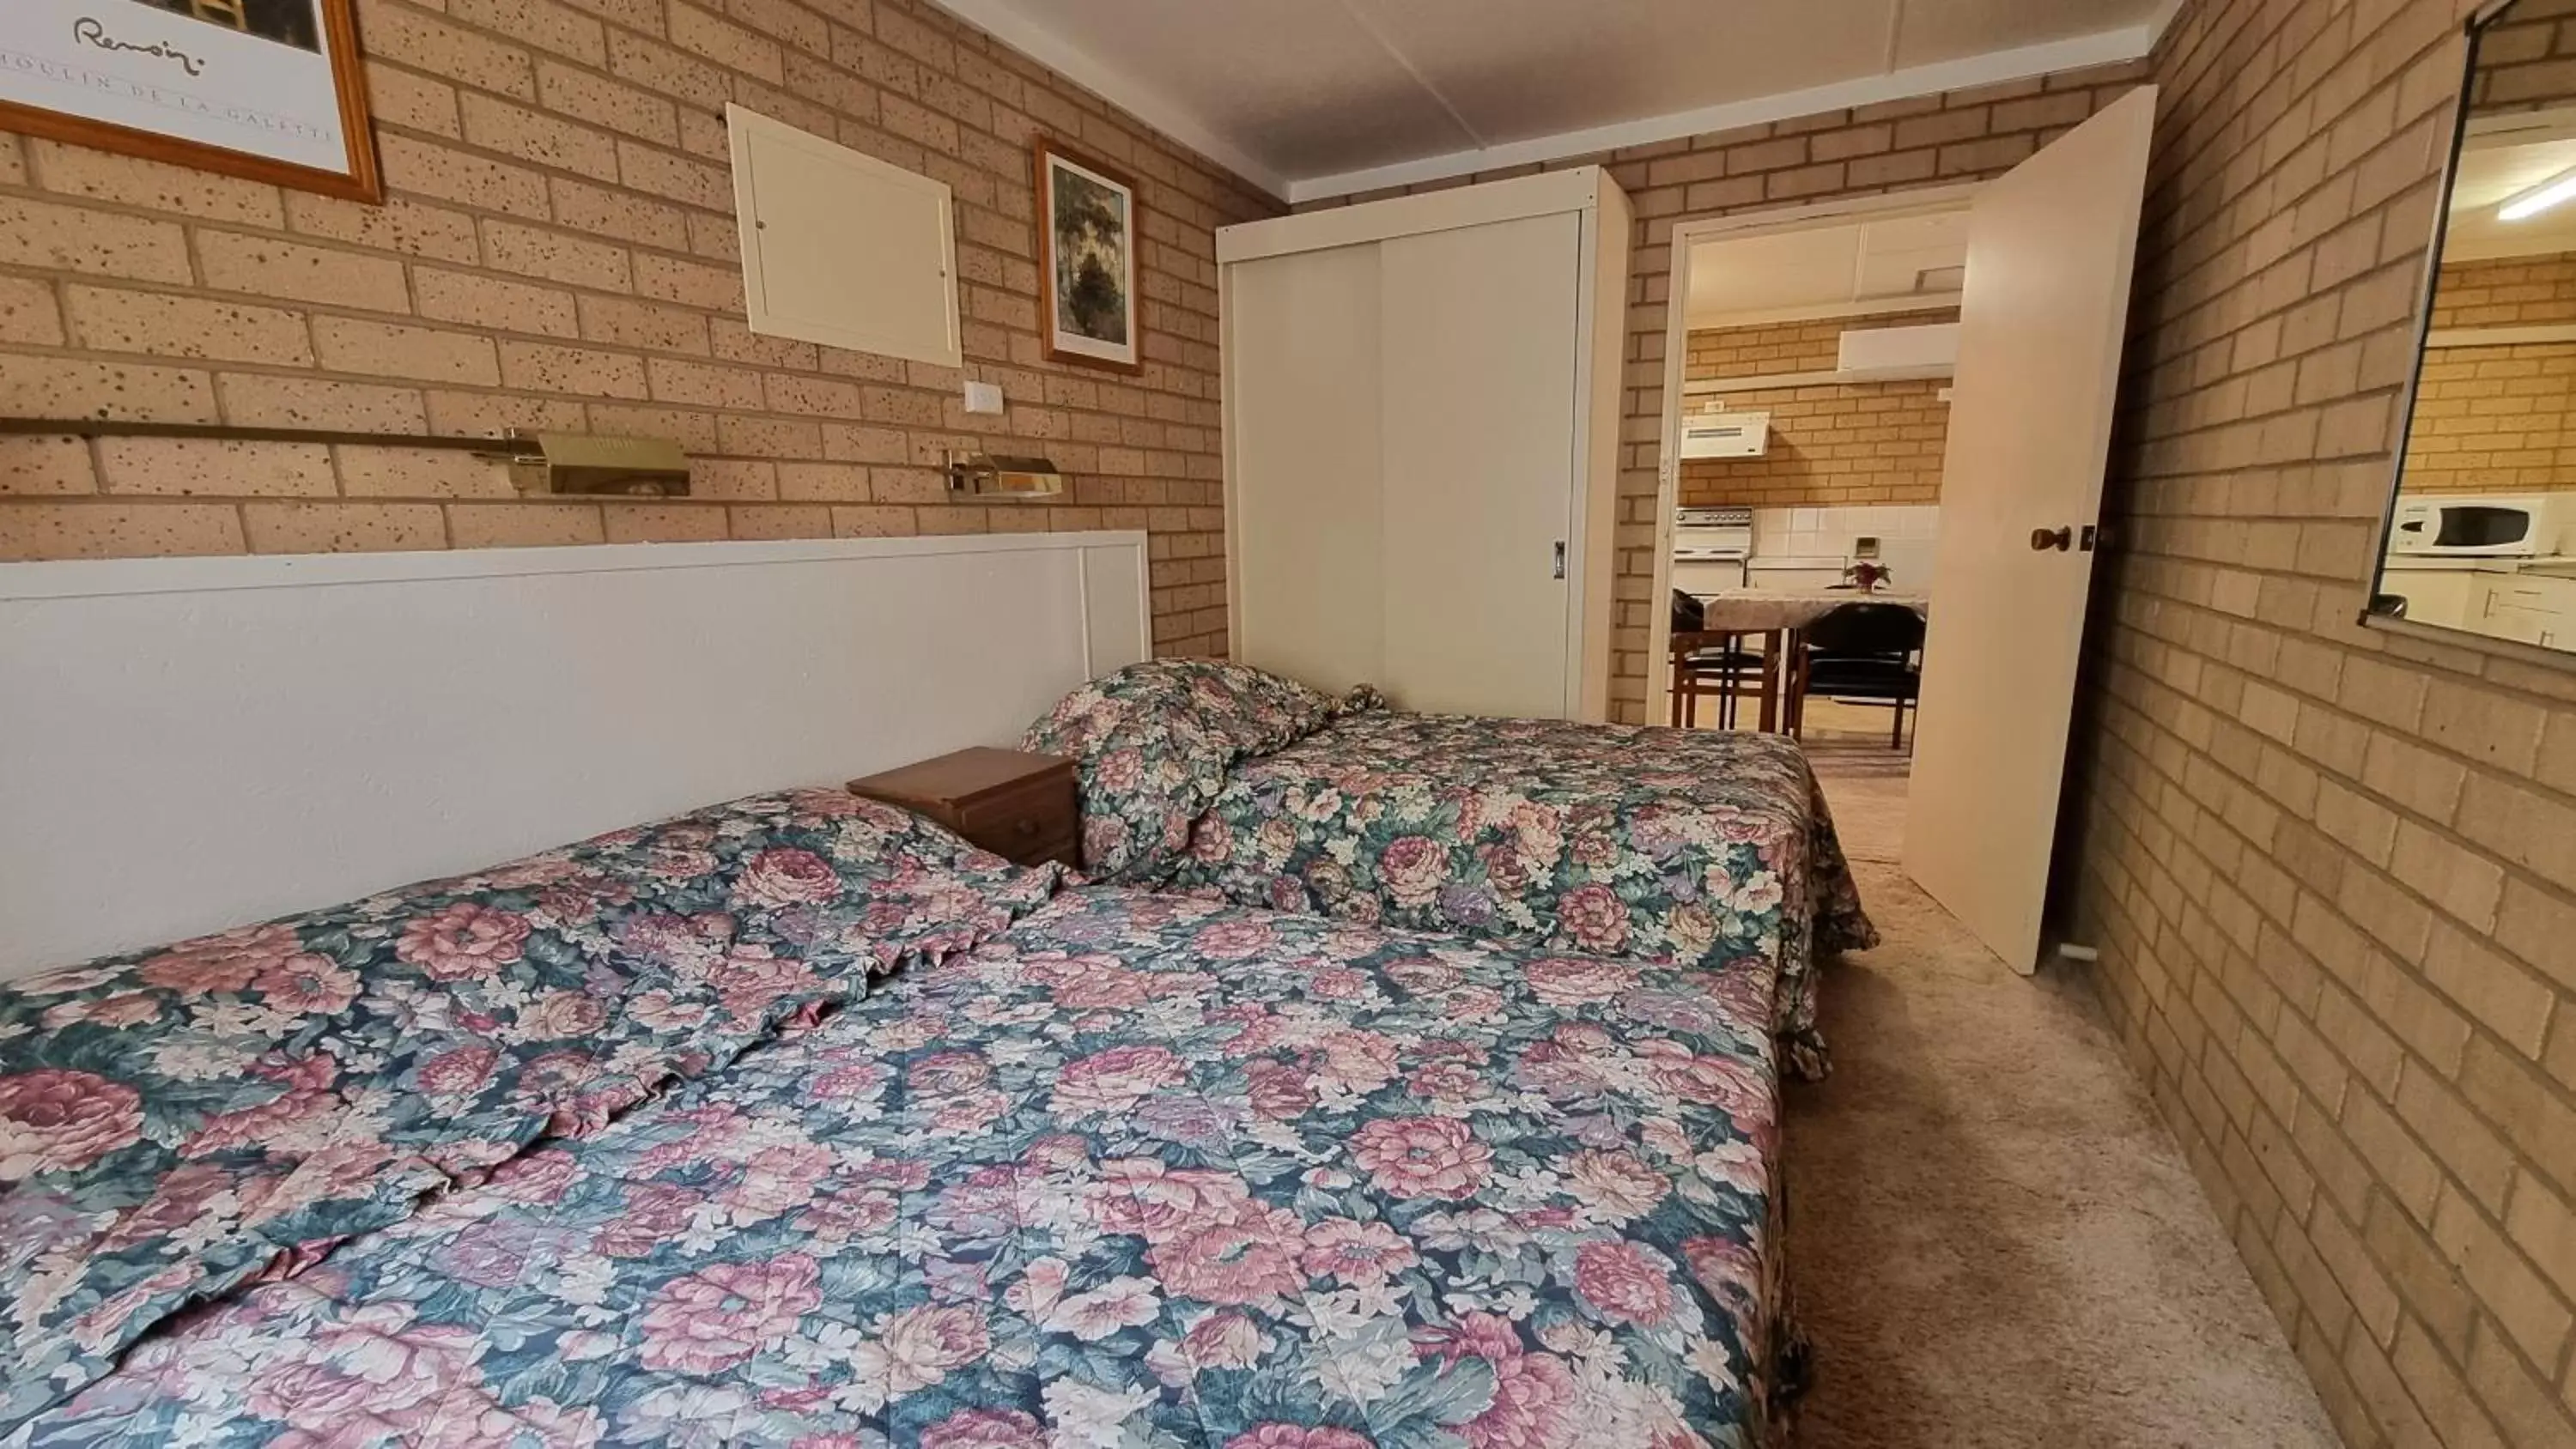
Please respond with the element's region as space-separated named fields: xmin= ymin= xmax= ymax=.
xmin=963 ymin=380 xmax=1005 ymax=415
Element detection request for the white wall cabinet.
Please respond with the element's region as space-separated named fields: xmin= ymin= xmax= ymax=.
xmin=1218 ymin=170 xmax=1631 ymax=721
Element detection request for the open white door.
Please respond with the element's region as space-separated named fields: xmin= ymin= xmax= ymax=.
xmin=1902 ymin=87 xmax=2157 ymax=973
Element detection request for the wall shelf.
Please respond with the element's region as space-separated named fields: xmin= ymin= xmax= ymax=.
xmin=1681 ymin=363 xmax=1956 ymax=397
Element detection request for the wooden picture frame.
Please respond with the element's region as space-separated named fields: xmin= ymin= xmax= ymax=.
xmin=0 ymin=0 xmax=380 ymax=203
xmin=1033 ymin=137 xmax=1144 ymax=374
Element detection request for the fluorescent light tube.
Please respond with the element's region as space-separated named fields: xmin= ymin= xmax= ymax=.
xmin=2500 ymin=167 xmax=2576 ymax=221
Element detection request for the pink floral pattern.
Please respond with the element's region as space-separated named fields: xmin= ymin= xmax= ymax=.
xmin=0 ymin=1069 xmax=143 ymax=1179
xmin=0 ymin=789 xmax=1056 ymax=1432
xmin=19 ymin=887 xmax=1795 ymax=1447
xmin=1030 ymin=668 xmax=1874 ymax=1079
xmin=1020 ymin=658 xmax=1345 ymax=882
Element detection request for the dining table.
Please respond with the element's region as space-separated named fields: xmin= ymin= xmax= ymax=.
xmin=1668 ymin=587 xmax=1931 ymax=733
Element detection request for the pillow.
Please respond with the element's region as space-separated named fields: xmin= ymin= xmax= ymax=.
xmin=0 ymin=788 xmax=1054 ymax=1434
xmin=1033 ymin=659 xmax=1338 ymax=757
xmin=1024 ymin=661 xmax=1340 ymax=882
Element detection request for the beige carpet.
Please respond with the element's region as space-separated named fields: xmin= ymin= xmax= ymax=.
xmin=1782 ymin=750 xmax=2343 ymax=1447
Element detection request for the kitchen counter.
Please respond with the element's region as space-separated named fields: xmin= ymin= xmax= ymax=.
xmin=2383 ymin=553 xmax=2576 ymax=576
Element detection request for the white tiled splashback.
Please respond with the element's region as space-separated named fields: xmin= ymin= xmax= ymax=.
xmin=1749 ymin=505 xmax=1941 ymax=592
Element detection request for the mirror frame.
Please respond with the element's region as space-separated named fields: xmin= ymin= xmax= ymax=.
xmin=2360 ymin=0 xmax=2576 ymax=671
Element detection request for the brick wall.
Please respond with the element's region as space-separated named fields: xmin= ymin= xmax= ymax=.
xmin=1299 ymin=63 xmax=2148 ymax=723
xmin=2473 ymin=0 xmax=2576 ymax=114
xmin=2069 ymin=1 xmax=2576 ymax=1446
xmin=1678 ymin=379 xmax=1950 ymax=508
xmin=2430 ymin=255 xmax=2576 ymax=329
xmin=1681 ymin=308 xmax=1953 ymax=379
xmin=0 ymin=0 xmax=1279 ymax=657
xmin=1678 ymin=312 xmax=1956 ymax=508
xmin=2401 ymin=342 xmax=2576 ymax=493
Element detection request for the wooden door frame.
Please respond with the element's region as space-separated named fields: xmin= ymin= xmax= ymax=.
xmin=1645 ymin=184 xmax=1984 ymax=727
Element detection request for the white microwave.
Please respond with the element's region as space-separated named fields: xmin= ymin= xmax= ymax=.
xmin=2387 ymin=492 xmax=2573 ymax=557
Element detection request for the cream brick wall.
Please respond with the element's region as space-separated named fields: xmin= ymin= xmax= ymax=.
xmin=2429 ymin=255 xmax=2576 ymax=330
xmin=1297 ymin=64 xmax=2149 ymax=724
xmin=2401 ymin=342 xmax=2576 ymax=494
xmin=2401 ymin=256 xmax=2576 ymax=494
xmin=1681 ymin=309 xmax=1956 ymax=379
xmin=1678 ymin=379 xmax=1950 ymax=509
xmin=0 ymin=0 xmax=1279 ymax=658
xmin=2474 ymin=0 xmax=2576 ymax=115
xmin=1678 ymin=313 xmax=1957 ymax=509
xmin=2073 ymin=0 xmax=2576 ymax=1445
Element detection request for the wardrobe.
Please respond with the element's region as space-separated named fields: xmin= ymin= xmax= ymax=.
xmin=1217 ymin=169 xmax=1631 ymax=721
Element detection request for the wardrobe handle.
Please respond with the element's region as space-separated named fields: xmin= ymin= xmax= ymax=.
xmin=1552 ymin=542 xmax=1566 ymax=579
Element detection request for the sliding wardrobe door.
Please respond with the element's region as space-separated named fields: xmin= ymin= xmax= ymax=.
xmin=1378 ymin=212 xmax=1583 ymax=717
xmin=1226 ymin=242 xmax=1385 ymax=693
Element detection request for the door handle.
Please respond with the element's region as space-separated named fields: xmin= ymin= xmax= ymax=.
xmin=1552 ymin=541 xmax=1566 ymax=579
xmin=2030 ymin=526 xmax=2073 ymax=552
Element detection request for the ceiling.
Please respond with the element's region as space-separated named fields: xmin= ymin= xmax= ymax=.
xmin=933 ymin=0 xmax=2176 ymax=201
xmin=2446 ymin=112 xmax=2576 ymax=263
xmin=1687 ymin=207 xmax=1971 ymax=325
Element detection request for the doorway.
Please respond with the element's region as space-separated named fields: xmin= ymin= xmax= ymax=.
xmin=1646 ymin=84 xmax=2157 ymax=973
xmin=1648 ymin=188 xmax=1978 ymax=776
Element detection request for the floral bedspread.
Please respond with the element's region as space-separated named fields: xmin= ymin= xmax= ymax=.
xmin=1024 ymin=664 xmax=1873 ymax=1079
xmin=15 ymin=887 xmax=1795 ymax=1449
xmin=1023 ymin=659 xmax=1346 ymax=885
xmin=0 ymin=791 xmax=1054 ymax=1435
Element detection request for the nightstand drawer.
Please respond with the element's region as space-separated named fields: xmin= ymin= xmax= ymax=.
xmin=956 ymin=770 xmax=1076 ymax=835
xmin=959 ymin=794 xmax=1075 ymax=856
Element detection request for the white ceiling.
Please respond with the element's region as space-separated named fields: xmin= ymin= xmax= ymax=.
xmin=1686 ymin=206 xmax=1971 ymax=325
xmin=933 ymin=0 xmax=2176 ymax=201
xmin=2446 ymin=112 xmax=2576 ymax=263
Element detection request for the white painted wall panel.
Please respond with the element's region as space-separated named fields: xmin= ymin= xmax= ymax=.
xmin=731 ymin=105 xmax=963 ymax=367
xmin=0 ymin=532 xmax=1145 ymax=979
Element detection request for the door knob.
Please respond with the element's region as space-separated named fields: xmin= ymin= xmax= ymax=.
xmin=2030 ymin=526 xmax=2073 ymax=552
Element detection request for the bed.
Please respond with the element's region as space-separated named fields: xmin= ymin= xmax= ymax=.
xmin=1023 ymin=662 xmax=1876 ymax=1080
xmin=2 ymin=790 xmax=1799 ymax=1447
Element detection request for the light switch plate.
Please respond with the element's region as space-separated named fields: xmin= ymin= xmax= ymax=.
xmin=963 ymin=380 xmax=1005 ymax=415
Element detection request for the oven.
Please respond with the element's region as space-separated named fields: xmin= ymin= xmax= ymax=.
xmin=1672 ymin=506 xmax=1753 ymax=596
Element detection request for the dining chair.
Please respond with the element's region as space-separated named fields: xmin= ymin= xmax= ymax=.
xmin=1670 ymin=591 xmax=1765 ymax=729
xmin=1789 ymin=602 xmax=1927 ymax=750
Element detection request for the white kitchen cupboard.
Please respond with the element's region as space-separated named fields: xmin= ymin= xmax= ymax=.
xmin=1217 ymin=169 xmax=1631 ymax=721
xmin=2381 ymin=566 xmax=2576 ymax=647
xmin=2479 ymin=573 xmax=2576 ymax=650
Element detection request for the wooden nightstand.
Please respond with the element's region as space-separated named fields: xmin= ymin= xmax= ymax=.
xmin=847 ymin=747 xmax=1081 ymax=868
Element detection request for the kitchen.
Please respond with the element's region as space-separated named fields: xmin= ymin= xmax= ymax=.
xmin=1658 ymin=203 xmax=1966 ymax=738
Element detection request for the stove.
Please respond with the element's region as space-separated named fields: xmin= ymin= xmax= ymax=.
xmin=1673 ymin=506 xmax=1753 ymax=593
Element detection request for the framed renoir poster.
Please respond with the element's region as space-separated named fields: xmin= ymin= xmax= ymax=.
xmin=0 ymin=0 xmax=380 ymax=201
xmin=1033 ymin=138 xmax=1144 ymax=374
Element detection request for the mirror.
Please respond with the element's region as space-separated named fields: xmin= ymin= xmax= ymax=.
xmin=2372 ymin=0 xmax=2576 ymax=657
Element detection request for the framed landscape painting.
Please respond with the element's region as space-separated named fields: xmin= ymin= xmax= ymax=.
xmin=1034 ymin=138 xmax=1143 ymax=374
xmin=0 ymin=0 xmax=380 ymax=201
